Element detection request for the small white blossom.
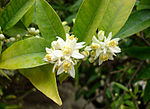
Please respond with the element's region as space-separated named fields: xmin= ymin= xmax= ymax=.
xmin=86 ymin=30 xmax=121 ymax=65
xmin=44 ymin=34 xmax=85 ymax=78
xmin=0 ymin=34 xmax=5 ymax=40
xmin=28 ymin=27 xmax=40 ymax=36
xmin=9 ymin=37 xmax=16 ymax=42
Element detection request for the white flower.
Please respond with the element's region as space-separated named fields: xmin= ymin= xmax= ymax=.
xmin=0 ymin=34 xmax=5 ymax=40
xmin=87 ymin=30 xmax=121 ymax=65
xmin=44 ymin=34 xmax=85 ymax=78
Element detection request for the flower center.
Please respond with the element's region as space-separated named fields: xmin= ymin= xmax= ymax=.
xmin=45 ymin=54 xmax=51 ymax=62
xmin=91 ymin=43 xmax=99 ymax=49
xmin=63 ymin=46 xmax=71 ymax=55
xmin=109 ymin=40 xmax=117 ymax=47
xmin=63 ymin=61 xmax=72 ymax=72
xmin=100 ymin=54 xmax=108 ymax=61
xmin=69 ymin=35 xmax=74 ymax=40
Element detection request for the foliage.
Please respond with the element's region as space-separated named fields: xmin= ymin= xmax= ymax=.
xmin=0 ymin=0 xmax=150 ymax=108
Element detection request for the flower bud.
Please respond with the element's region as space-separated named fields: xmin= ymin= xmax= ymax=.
xmin=9 ymin=37 xmax=15 ymax=42
xmin=35 ymin=29 xmax=40 ymax=34
xmin=62 ymin=21 xmax=67 ymax=26
xmin=35 ymin=35 xmax=40 ymax=38
xmin=16 ymin=34 xmax=21 ymax=38
xmin=0 ymin=34 xmax=5 ymax=40
xmin=89 ymin=57 xmax=94 ymax=63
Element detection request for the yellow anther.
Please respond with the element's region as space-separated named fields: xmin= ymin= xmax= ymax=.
xmin=69 ymin=35 xmax=74 ymax=40
xmin=75 ymin=37 xmax=78 ymax=41
xmin=45 ymin=54 xmax=51 ymax=62
xmin=109 ymin=40 xmax=118 ymax=47
xmin=91 ymin=43 xmax=99 ymax=49
xmin=63 ymin=61 xmax=72 ymax=72
xmin=100 ymin=54 xmax=108 ymax=61
xmin=63 ymin=46 xmax=71 ymax=55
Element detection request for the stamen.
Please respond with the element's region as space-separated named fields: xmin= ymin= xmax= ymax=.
xmin=63 ymin=61 xmax=72 ymax=72
xmin=100 ymin=54 xmax=108 ymax=61
xmin=109 ymin=40 xmax=118 ymax=47
xmin=63 ymin=46 xmax=71 ymax=55
xmin=69 ymin=35 xmax=74 ymax=40
xmin=45 ymin=54 xmax=51 ymax=61
xmin=91 ymin=43 xmax=99 ymax=49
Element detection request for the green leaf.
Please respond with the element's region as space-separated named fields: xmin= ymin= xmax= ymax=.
xmin=0 ymin=37 xmax=49 ymax=69
xmin=36 ymin=0 xmax=66 ymax=42
xmin=0 ymin=0 xmax=35 ymax=31
xmin=0 ymin=41 xmax=2 ymax=54
xmin=115 ymin=10 xmax=150 ymax=39
xmin=125 ymin=46 xmax=150 ymax=60
xmin=21 ymin=6 xmax=34 ymax=28
xmin=144 ymin=80 xmax=150 ymax=103
xmin=20 ymin=64 xmax=62 ymax=106
xmin=112 ymin=82 xmax=128 ymax=92
xmin=137 ymin=0 xmax=150 ymax=10
xmin=99 ymin=0 xmax=136 ymax=37
xmin=137 ymin=64 xmax=150 ymax=80
xmin=73 ymin=0 xmax=109 ymax=44
xmin=4 ymin=21 xmax=28 ymax=37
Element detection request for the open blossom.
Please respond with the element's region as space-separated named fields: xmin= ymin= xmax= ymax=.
xmin=85 ymin=30 xmax=121 ymax=65
xmin=44 ymin=34 xmax=85 ymax=78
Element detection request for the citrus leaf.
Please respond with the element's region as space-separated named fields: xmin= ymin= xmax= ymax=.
xmin=21 ymin=6 xmax=34 ymax=28
xmin=125 ymin=46 xmax=150 ymax=60
xmin=4 ymin=21 xmax=28 ymax=37
xmin=99 ymin=0 xmax=136 ymax=37
xmin=144 ymin=80 xmax=150 ymax=103
xmin=73 ymin=0 xmax=109 ymax=44
xmin=137 ymin=0 xmax=150 ymax=10
xmin=20 ymin=64 xmax=62 ymax=106
xmin=115 ymin=10 xmax=150 ymax=39
xmin=0 ymin=37 xmax=49 ymax=69
xmin=36 ymin=0 xmax=66 ymax=42
xmin=112 ymin=82 xmax=128 ymax=92
xmin=0 ymin=0 xmax=35 ymax=31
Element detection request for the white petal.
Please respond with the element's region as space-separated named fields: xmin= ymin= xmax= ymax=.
xmin=76 ymin=42 xmax=85 ymax=49
xmin=54 ymin=50 xmax=63 ymax=58
xmin=72 ymin=51 xmax=84 ymax=59
xmin=112 ymin=38 xmax=120 ymax=42
xmin=56 ymin=36 xmax=65 ymax=49
xmin=107 ymin=32 xmax=112 ymax=41
xmin=57 ymin=64 xmax=64 ymax=75
xmin=66 ymin=33 xmax=70 ymax=39
xmin=84 ymin=46 xmax=92 ymax=51
xmin=94 ymin=48 xmax=101 ymax=60
xmin=53 ymin=63 xmax=57 ymax=73
xmin=98 ymin=30 xmax=104 ymax=41
xmin=92 ymin=36 xmax=99 ymax=43
xmin=110 ymin=46 xmax=121 ymax=53
xmin=68 ymin=65 xmax=75 ymax=78
xmin=46 ymin=47 xmax=52 ymax=53
xmin=99 ymin=57 xmax=103 ymax=65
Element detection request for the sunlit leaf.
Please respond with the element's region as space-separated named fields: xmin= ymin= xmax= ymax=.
xmin=0 ymin=0 xmax=35 ymax=31
xmin=99 ymin=0 xmax=136 ymax=37
xmin=0 ymin=37 xmax=49 ymax=69
xmin=115 ymin=10 xmax=150 ymax=39
xmin=73 ymin=0 xmax=109 ymax=44
xmin=36 ymin=0 xmax=66 ymax=42
xmin=20 ymin=64 xmax=62 ymax=106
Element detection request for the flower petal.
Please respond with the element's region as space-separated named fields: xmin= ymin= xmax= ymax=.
xmin=72 ymin=51 xmax=84 ymax=59
xmin=68 ymin=65 xmax=75 ymax=78
xmin=57 ymin=64 xmax=64 ymax=75
xmin=76 ymin=42 xmax=85 ymax=49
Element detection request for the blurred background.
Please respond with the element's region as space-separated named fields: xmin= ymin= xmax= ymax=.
xmin=0 ymin=0 xmax=150 ymax=109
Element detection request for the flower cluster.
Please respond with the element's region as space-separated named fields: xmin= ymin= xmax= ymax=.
xmin=85 ymin=30 xmax=121 ymax=65
xmin=44 ymin=34 xmax=85 ymax=78
xmin=44 ymin=30 xmax=121 ymax=78
xmin=26 ymin=27 xmax=40 ymax=38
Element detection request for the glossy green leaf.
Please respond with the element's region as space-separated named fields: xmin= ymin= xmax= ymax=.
xmin=115 ymin=10 xmax=150 ymax=39
xmin=99 ymin=0 xmax=136 ymax=37
xmin=0 ymin=37 xmax=49 ymax=69
xmin=20 ymin=64 xmax=62 ymax=106
xmin=125 ymin=46 xmax=150 ymax=60
xmin=144 ymin=80 xmax=150 ymax=103
xmin=73 ymin=0 xmax=109 ymax=43
xmin=0 ymin=0 xmax=35 ymax=31
xmin=0 ymin=41 xmax=2 ymax=54
xmin=4 ymin=21 xmax=27 ymax=37
xmin=21 ymin=6 xmax=34 ymax=28
xmin=137 ymin=64 xmax=150 ymax=80
xmin=112 ymin=82 xmax=128 ymax=92
xmin=36 ymin=0 xmax=66 ymax=42
xmin=137 ymin=0 xmax=150 ymax=10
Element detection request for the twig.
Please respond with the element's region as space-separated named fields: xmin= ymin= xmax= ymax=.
xmin=140 ymin=32 xmax=150 ymax=46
